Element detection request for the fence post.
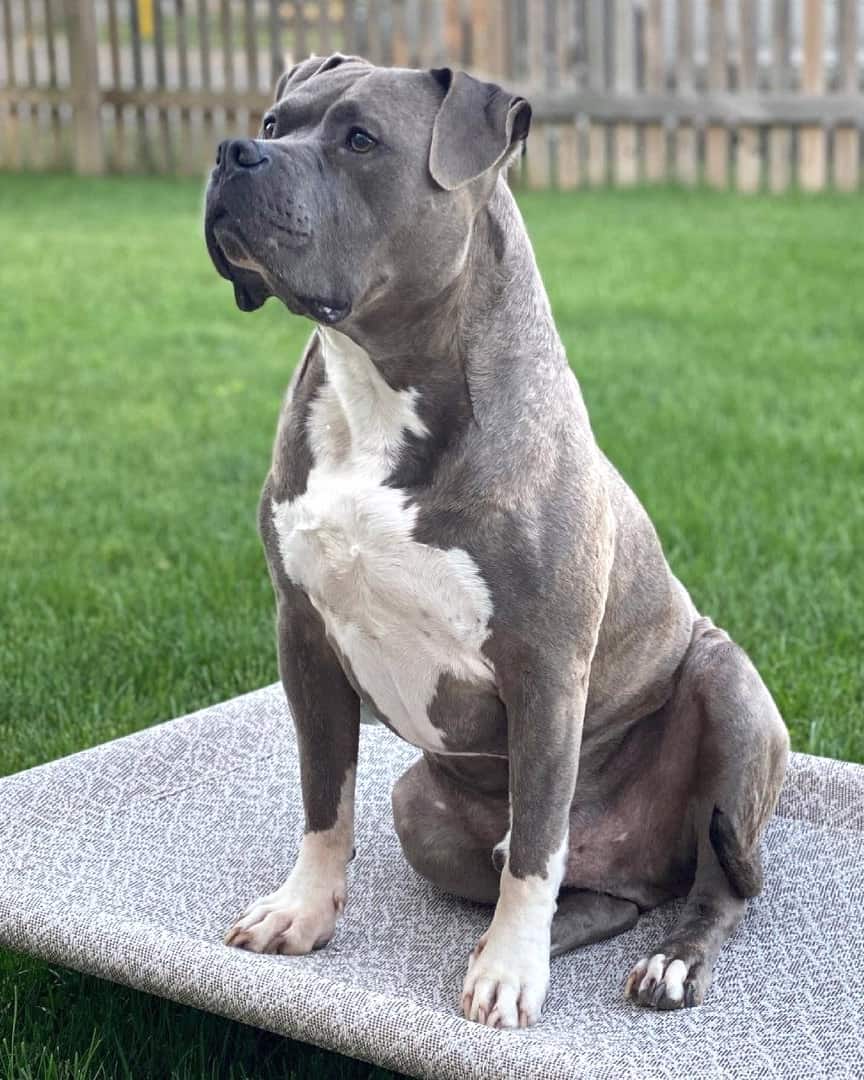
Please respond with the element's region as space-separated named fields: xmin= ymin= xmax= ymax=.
xmin=66 ymin=0 xmax=105 ymax=175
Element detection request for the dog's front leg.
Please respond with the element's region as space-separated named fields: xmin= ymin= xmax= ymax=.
xmin=462 ymin=529 xmax=611 ymax=1027
xmin=460 ymin=670 xmax=584 ymax=1027
xmin=225 ymin=589 xmax=360 ymax=954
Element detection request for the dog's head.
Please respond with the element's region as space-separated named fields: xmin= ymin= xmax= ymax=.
xmin=204 ymin=56 xmax=531 ymax=324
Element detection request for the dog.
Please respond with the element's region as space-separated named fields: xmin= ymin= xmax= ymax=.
xmin=204 ymin=54 xmax=789 ymax=1029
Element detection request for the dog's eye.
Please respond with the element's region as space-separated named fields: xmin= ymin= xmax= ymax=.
xmin=347 ymin=127 xmax=376 ymax=154
xmin=262 ymin=115 xmax=277 ymax=139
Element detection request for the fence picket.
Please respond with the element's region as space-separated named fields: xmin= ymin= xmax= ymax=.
xmin=22 ymin=0 xmax=37 ymax=84
xmin=198 ymin=0 xmax=215 ymax=167
xmin=644 ymin=0 xmax=665 ymax=182
xmin=768 ymin=0 xmax=790 ymax=192
xmin=673 ymin=0 xmax=696 ymax=184
xmin=23 ymin=0 xmax=38 ymax=165
xmin=525 ymin=0 xmax=550 ymax=187
xmin=341 ymin=0 xmax=357 ymax=56
xmin=556 ymin=0 xmax=581 ymax=188
xmin=556 ymin=0 xmax=572 ymax=89
xmin=21 ymin=0 xmax=38 ymax=167
xmin=799 ymin=0 xmax=826 ymax=191
xmin=585 ymin=0 xmax=607 ymax=185
xmin=319 ymin=0 xmax=334 ymax=56
xmin=66 ymin=0 xmax=104 ymax=174
xmin=546 ymin=0 xmax=563 ymax=187
xmin=487 ymin=0 xmax=505 ymax=77
xmin=219 ymin=0 xmax=235 ymax=90
xmin=129 ymin=0 xmax=149 ymax=169
xmin=1 ymin=0 xmax=20 ymax=169
xmin=243 ymin=0 xmax=259 ymax=93
xmin=527 ymin=125 xmax=552 ymax=188
xmin=366 ymin=0 xmax=383 ymax=65
xmin=557 ymin=120 xmax=581 ymax=188
xmin=105 ymin=0 xmax=126 ymax=170
xmin=390 ymin=0 xmax=409 ymax=66
xmin=469 ymin=0 xmax=488 ymax=74
xmin=43 ymin=0 xmax=63 ymax=167
xmin=266 ymin=0 xmax=280 ymax=85
xmin=613 ymin=0 xmax=637 ymax=186
xmin=294 ymin=0 xmax=308 ymax=63
xmin=508 ymin=0 xmax=529 ymax=81
xmin=706 ymin=0 xmax=729 ymax=189
xmin=219 ymin=0 xmax=237 ymax=149
xmin=834 ymin=0 xmax=859 ymax=192
xmin=175 ymin=0 xmax=195 ymax=171
xmin=417 ymin=0 xmax=430 ymax=66
xmin=736 ymin=0 xmax=760 ymax=192
xmin=552 ymin=0 xmax=578 ymax=187
xmin=152 ymin=0 xmax=173 ymax=171
xmin=20 ymin=0 xmax=38 ymax=166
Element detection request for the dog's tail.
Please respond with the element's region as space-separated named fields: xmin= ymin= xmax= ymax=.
xmin=709 ymin=806 xmax=763 ymax=899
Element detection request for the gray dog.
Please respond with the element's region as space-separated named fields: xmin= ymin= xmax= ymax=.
xmin=204 ymin=54 xmax=789 ymax=1028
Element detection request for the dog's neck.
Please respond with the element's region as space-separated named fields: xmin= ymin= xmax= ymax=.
xmin=316 ymin=178 xmax=566 ymax=463
xmin=336 ymin=179 xmax=562 ymax=380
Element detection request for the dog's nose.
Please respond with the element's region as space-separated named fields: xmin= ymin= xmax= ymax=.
xmin=216 ymin=139 xmax=268 ymax=172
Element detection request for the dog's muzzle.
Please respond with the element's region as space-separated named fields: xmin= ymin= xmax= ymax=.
xmin=203 ymin=138 xmax=277 ymax=312
xmin=204 ymin=137 xmax=351 ymax=323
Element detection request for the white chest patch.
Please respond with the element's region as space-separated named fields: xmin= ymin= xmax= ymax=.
xmin=272 ymin=328 xmax=495 ymax=753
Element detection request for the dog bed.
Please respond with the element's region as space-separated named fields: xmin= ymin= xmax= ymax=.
xmin=2 ymin=684 xmax=863 ymax=1079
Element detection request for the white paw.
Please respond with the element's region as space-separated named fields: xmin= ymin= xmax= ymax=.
xmin=224 ymin=876 xmax=345 ymax=955
xmin=461 ymin=929 xmax=550 ymax=1028
xmin=624 ymin=952 xmax=698 ymax=1009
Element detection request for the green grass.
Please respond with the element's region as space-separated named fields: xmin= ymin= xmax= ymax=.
xmin=1 ymin=173 xmax=862 ymax=1076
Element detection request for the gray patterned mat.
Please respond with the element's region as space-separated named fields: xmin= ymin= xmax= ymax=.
xmin=2 ymin=685 xmax=863 ymax=1079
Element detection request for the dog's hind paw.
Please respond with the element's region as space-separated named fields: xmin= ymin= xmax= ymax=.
xmin=624 ymin=951 xmax=705 ymax=1010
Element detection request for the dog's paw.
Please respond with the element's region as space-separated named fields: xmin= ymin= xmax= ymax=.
xmin=623 ymin=951 xmax=705 ymax=1010
xmin=461 ymin=929 xmax=550 ymax=1028
xmin=224 ymin=877 xmax=345 ymax=955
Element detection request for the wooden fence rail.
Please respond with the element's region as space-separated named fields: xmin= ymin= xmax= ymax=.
xmin=1 ymin=1 xmax=862 ymax=191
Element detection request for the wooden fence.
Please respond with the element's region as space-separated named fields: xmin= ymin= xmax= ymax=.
xmin=1 ymin=1 xmax=863 ymax=191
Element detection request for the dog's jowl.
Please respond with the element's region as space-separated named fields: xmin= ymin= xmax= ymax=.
xmin=205 ymin=55 xmax=789 ymax=1028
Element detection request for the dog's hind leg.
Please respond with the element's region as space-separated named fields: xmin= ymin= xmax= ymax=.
xmin=392 ymin=754 xmax=508 ymax=904
xmin=624 ymin=619 xmax=789 ymax=1010
xmin=393 ymin=755 xmax=640 ymax=953
xmin=551 ymin=890 xmax=639 ymax=956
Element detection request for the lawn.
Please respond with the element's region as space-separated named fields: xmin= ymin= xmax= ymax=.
xmin=1 ymin=173 xmax=862 ymax=1077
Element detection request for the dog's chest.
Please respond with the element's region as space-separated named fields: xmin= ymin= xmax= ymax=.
xmin=271 ymin=330 xmax=496 ymax=753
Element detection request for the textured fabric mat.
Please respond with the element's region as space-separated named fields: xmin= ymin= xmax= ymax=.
xmin=2 ymin=685 xmax=863 ymax=1079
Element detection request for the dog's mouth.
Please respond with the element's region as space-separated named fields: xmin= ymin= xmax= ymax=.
xmin=209 ymin=215 xmax=248 ymax=269
xmin=205 ymin=208 xmax=350 ymax=323
xmin=203 ymin=208 xmax=232 ymax=277
xmin=204 ymin=209 xmax=269 ymax=312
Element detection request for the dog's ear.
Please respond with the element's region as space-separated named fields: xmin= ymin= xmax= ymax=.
xmin=428 ymin=68 xmax=531 ymax=191
xmin=273 ymin=53 xmax=366 ymax=102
